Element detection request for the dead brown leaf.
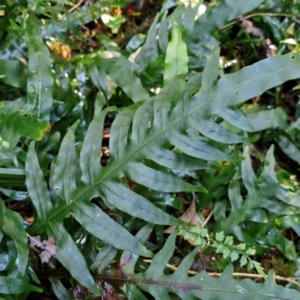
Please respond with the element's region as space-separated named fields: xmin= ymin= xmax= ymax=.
xmin=164 ymin=200 xmax=202 ymax=234
xmin=29 ymin=235 xmax=59 ymax=263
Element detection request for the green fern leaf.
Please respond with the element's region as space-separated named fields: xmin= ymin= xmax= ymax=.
xmin=0 ymin=200 xmax=28 ymax=278
xmin=0 ymin=276 xmax=42 ymax=294
xmin=0 ymin=110 xmax=50 ymax=149
xmin=220 ymin=145 xmax=300 ymax=260
xmin=48 ymin=277 xmax=73 ymax=300
xmin=25 ymin=142 xmax=99 ymax=293
xmin=164 ymin=22 xmax=188 ymax=85
xmin=0 ymin=60 xmax=27 ymax=89
xmin=94 ymin=55 xmax=149 ymax=102
xmin=135 ymin=14 xmax=159 ymax=70
xmin=121 ymin=230 xmax=300 ymax=299
xmin=52 ymin=120 xmax=79 ymax=202
xmin=26 ymin=52 xmax=300 ymax=287
xmin=28 ymin=50 xmax=300 ymax=275
xmin=26 ymin=124 xmax=153 ymax=289
xmin=26 ymin=15 xmax=53 ymax=120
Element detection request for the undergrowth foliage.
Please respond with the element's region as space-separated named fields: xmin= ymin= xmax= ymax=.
xmin=1 ymin=0 xmax=300 ymax=299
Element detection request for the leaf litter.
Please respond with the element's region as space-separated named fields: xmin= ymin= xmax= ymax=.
xmin=28 ymin=235 xmax=59 ymax=263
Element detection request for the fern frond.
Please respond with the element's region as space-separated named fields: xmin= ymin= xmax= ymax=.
xmin=33 ymin=51 xmax=300 ymax=229
xmin=219 ymin=145 xmax=300 ymax=260
xmin=25 ymin=50 xmax=300 ymax=291
xmin=120 ymin=230 xmax=300 ymax=299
